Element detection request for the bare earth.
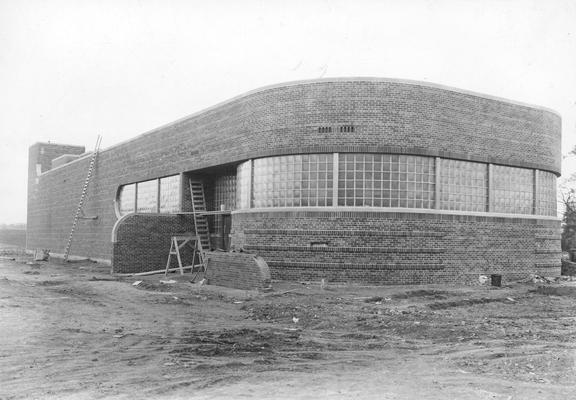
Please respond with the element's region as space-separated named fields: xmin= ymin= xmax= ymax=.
xmin=1 ymin=248 xmax=576 ymax=399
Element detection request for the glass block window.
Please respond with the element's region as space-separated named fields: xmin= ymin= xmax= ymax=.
xmin=492 ymin=165 xmax=533 ymax=214
xmin=536 ymin=171 xmax=557 ymax=216
xmin=212 ymin=174 xmax=237 ymax=235
xmin=237 ymin=161 xmax=252 ymax=209
xmin=439 ymin=159 xmax=488 ymax=212
xmin=159 ymin=175 xmax=180 ymax=213
xmin=136 ymin=179 xmax=158 ymax=213
xmin=118 ymin=184 xmax=135 ymax=215
xmin=337 ymin=154 xmax=435 ymax=208
xmin=252 ymin=154 xmax=334 ymax=207
xmin=215 ymin=175 xmax=237 ymax=211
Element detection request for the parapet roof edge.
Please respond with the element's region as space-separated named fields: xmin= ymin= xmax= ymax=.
xmin=31 ymin=141 xmax=86 ymax=149
xmin=250 ymin=77 xmax=562 ymax=116
xmin=103 ymin=76 xmax=560 ymax=154
xmin=39 ymin=77 xmax=562 ymax=176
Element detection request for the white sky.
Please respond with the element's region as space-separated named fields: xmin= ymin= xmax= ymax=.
xmin=1 ymin=0 xmax=575 ymax=224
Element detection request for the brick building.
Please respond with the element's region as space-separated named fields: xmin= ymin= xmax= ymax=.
xmin=27 ymin=78 xmax=562 ymax=284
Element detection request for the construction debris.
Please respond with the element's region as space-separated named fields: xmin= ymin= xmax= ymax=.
xmin=34 ymin=249 xmax=50 ymax=261
xmin=532 ymin=274 xmax=552 ymax=284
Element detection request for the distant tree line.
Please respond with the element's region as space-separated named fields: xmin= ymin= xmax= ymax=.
xmin=560 ymin=146 xmax=576 ymax=254
xmin=0 ymin=223 xmax=26 ymax=230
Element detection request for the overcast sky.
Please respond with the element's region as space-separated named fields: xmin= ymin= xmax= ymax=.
xmin=1 ymin=0 xmax=575 ymax=224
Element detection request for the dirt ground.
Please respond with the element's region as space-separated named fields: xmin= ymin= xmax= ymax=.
xmin=1 ymin=246 xmax=576 ymax=399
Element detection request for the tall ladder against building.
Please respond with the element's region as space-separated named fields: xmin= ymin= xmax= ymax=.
xmin=188 ymin=180 xmax=211 ymax=253
xmin=63 ymin=135 xmax=102 ymax=262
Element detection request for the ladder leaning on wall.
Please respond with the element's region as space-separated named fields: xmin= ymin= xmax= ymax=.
xmin=188 ymin=179 xmax=211 ymax=270
xmin=63 ymin=135 xmax=102 ymax=262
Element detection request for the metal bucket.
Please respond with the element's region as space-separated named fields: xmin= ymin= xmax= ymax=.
xmin=491 ymin=274 xmax=502 ymax=287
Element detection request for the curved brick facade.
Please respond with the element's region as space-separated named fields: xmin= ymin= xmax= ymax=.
xmin=26 ymin=78 xmax=562 ymax=284
xmin=231 ymin=210 xmax=561 ymax=285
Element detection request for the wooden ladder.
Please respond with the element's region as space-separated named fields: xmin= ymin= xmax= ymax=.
xmin=63 ymin=135 xmax=102 ymax=262
xmin=188 ymin=180 xmax=211 ymax=252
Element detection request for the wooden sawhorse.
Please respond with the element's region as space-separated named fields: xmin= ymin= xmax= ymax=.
xmin=164 ymin=234 xmax=205 ymax=277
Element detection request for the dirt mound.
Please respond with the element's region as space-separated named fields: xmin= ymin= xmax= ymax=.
xmin=532 ymin=285 xmax=576 ymax=297
xmin=174 ymin=328 xmax=300 ymax=357
xmin=243 ymin=302 xmax=324 ymax=327
xmin=429 ymin=297 xmax=509 ymax=310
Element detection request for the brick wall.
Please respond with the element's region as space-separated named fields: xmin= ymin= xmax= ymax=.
xmin=26 ymin=79 xmax=562 ymax=284
xmin=27 ymin=143 xmax=88 ymax=254
xmin=112 ymin=214 xmax=196 ymax=273
xmin=205 ymin=251 xmax=272 ymax=290
xmin=231 ymin=210 xmax=561 ymax=285
xmin=27 ymin=153 xmax=114 ymax=259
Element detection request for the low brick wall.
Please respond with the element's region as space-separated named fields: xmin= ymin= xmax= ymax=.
xmin=205 ymin=251 xmax=271 ymax=291
xmin=231 ymin=210 xmax=561 ymax=285
xmin=112 ymin=214 xmax=196 ymax=274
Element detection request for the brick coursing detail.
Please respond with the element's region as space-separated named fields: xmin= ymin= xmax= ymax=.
xmin=243 ymin=245 xmax=446 ymax=254
xmin=232 ymin=211 xmax=561 ymax=285
xmin=244 ymin=229 xmax=446 ymax=238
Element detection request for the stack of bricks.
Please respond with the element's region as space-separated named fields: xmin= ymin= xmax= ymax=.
xmin=205 ymin=251 xmax=271 ymax=291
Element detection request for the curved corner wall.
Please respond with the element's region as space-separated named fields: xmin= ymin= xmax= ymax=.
xmin=205 ymin=78 xmax=561 ymax=175
xmin=112 ymin=213 xmax=195 ymax=274
xmin=222 ymin=79 xmax=562 ymax=284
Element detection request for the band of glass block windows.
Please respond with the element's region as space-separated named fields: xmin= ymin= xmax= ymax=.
xmin=115 ymin=155 xmax=557 ymax=217
xmin=236 ymin=160 xmax=252 ymax=210
xmin=492 ymin=165 xmax=533 ymax=215
xmin=235 ymin=154 xmax=557 ymax=217
xmin=338 ymin=154 xmax=435 ymax=208
xmin=536 ymin=170 xmax=557 ymax=217
xmin=214 ymin=175 xmax=237 ymax=211
xmin=117 ymin=175 xmax=180 ymax=216
xmin=439 ymin=159 xmax=488 ymax=212
xmin=252 ymin=154 xmax=334 ymax=207
xmin=213 ymin=174 xmax=237 ymax=234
